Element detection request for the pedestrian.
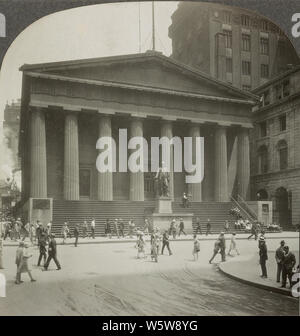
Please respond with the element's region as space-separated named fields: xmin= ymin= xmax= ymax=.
xmin=35 ymin=221 xmax=43 ymax=246
xmin=144 ymin=219 xmax=149 ymax=236
xmin=259 ymin=236 xmax=268 ymax=278
xmin=82 ymin=220 xmax=88 ymax=238
xmin=248 ymin=222 xmax=258 ymax=240
xmin=209 ymin=238 xmax=221 ymax=264
xmin=195 ymin=217 xmax=202 ymax=235
xmin=119 ymin=218 xmax=125 ymax=238
xmin=193 ymin=234 xmax=200 ymax=261
xmin=73 ymin=224 xmax=80 ymax=247
xmin=137 ymin=232 xmax=146 ymax=259
xmin=178 ymin=218 xmax=186 ymax=236
xmin=37 ymin=232 xmax=47 ymax=267
xmin=224 ymin=220 xmax=230 ymax=232
xmin=44 ymin=234 xmax=61 ymax=271
xmin=15 ymin=241 xmax=24 ymax=284
xmin=227 ymin=232 xmax=240 ymax=256
xmin=46 ymin=221 xmax=52 ymax=237
xmin=275 ymin=240 xmax=285 ymax=283
xmin=61 ymin=222 xmax=69 ymax=244
xmin=29 ymin=223 xmax=36 ymax=244
xmin=169 ymin=218 xmax=177 ymax=239
xmin=206 ymin=218 xmax=211 ymax=235
xmin=219 ymin=232 xmax=226 ymax=262
xmin=105 ymin=219 xmax=111 ymax=238
xmin=113 ymin=219 xmax=119 ymax=238
xmin=150 ymin=232 xmax=159 ymax=262
xmin=18 ymin=242 xmax=36 ymax=283
xmin=128 ymin=219 xmax=135 ymax=238
xmin=182 ymin=192 xmax=189 ymax=208
xmin=281 ymin=246 xmax=296 ymax=288
xmin=161 ymin=230 xmax=172 ymax=256
xmin=90 ymin=218 xmax=96 ymax=239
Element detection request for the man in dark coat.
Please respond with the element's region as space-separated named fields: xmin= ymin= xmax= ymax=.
xmin=275 ymin=240 xmax=285 ymax=283
xmin=195 ymin=217 xmax=202 ymax=235
xmin=37 ymin=232 xmax=47 ymax=267
xmin=44 ymin=234 xmax=61 ymax=271
xmin=178 ymin=218 xmax=186 ymax=236
xmin=281 ymin=246 xmax=296 ymax=288
xmin=259 ymin=237 xmax=268 ymax=278
xmin=161 ymin=230 xmax=172 ymax=256
xmin=206 ymin=219 xmax=211 ymax=235
xmin=209 ymin=238 xmax=220 ymax=264
xmin=118 ymin=219 xmax=125 ymax=238
xmin=219 ymin=232 xmax=226 ymax=262
xmin=73 ymin=224 xmax=80 ymax=247
xmin=248 ymin=222 xmax=258 ymax=240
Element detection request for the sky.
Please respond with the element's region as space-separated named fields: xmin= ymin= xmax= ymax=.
xmin=0 ymin=1 xmax=179 ymax=182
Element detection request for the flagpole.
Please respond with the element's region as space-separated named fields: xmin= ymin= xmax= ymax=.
xmin=152 ymin=1 xmax=155 ymax=51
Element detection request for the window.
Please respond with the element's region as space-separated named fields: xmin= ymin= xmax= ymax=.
xmin=79 ymin=169 xmax=91 ymax=197
xmin=258 ymin=145 xmax=268 ymax=173
xmin=242 ymin=85 xmax=251 ymax=91
xmin=260 ymin=121 xmax=267 ymax=137
xmin=261 ymin=20 xmax=269 ymax=31
xmin=223 ymin=11 xmax=231 ymax=24
xmin=283 ymin=80 xmax=290 ymax=97
xmin=261 ymin=64 xmax=269 ymax=78
xmin=262 ymin=90 xmax=270 ymax=106
xmin=277 ymin=140 xmax=288 ymax=170
xmin=279 ymin=115 xmax=287 ymax=131
xmin=241 ymin=15 xmax=250 ymax=27
xmin=226 ymin=58 xmax=233 ymax=73
xmin=223 ymin=30 xmax=232 ymax=48
xmin=242 ymin=60 xmax=251 ymax=75
xmin=275 ymin=84 xmax=283 ymax=100
xmin=260 ymin=38 xmax=269 ymax=55
xmin=242 ymin=34 xmax=251 ymax=51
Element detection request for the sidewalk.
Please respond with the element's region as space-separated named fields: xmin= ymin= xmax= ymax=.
xmin=2 ymin=231 xmax=299 ymax=247
xmin=219 ymin=251 xmax=299 ymax=297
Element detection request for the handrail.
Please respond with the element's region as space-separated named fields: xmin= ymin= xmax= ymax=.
xmin=236 ymin=194 xmax=258 ymax=220
xmin=230 ymin=196 xmax=257 ymax=224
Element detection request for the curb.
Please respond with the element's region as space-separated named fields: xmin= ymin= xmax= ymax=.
xmin=218 ymin=263 xmax=296 ymax=298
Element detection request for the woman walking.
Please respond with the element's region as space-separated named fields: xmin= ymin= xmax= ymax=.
xmin=18 ymin=242 xmax=36 ymax=283
xmin=193 ymin=234 xmax=201 ymax=261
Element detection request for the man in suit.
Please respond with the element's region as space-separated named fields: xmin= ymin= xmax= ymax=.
xmin=195 ymin=217 xmax=202 ymax=235
xmin=275 ymin=240 xmax=285 ymax=283
xmin=73 ymin=224 xmax=80 ymax=247
xmin=259 ymin=236 xmax=268 ymax=278
xmin=206 ymin=219 xmax=211 ymax=235
xmin=281 ymin=246 xmax=296 ymax=288
xmin=161 ymin=230 xmax=172 ymax=256
xmin=37 ymin=232 xmax=47 ymax=267
xmin=219 ymin=232 xmax=226 ymax=262
xmin=15 ymin=241 xmax=24 ymax=284
xmin=178 ymin=218 xmax=186 ymax=236
xmin=44 ymin=234 xmax=61 ymax=271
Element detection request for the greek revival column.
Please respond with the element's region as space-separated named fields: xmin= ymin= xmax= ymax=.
xmin=237 ymin=128 xmax=250 ymax=200
xmin=64 ymin=113 xmax=79 ymax=200
xmin=30 ymin=108 xmax=47 ymax=198
xmin=214 ymin=125 xmax=229 ymax=202
xmin=188 ymin=124 xmax=202 ymax=201
xmin=98 ymin=115 xmax=113 ymax=201
xmin=129 ymin=119 xmax=144 ymax=201
xmin=161 ymin=121 xmax=174 ymax=199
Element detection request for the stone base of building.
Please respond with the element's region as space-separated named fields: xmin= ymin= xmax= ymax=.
xmin=155 ymin=197 xmax=172 ymax=214
xmin=152 ymin=213 xmax=194 ymax=234
xmin=22 ymin=197 xmax=53 ymax=225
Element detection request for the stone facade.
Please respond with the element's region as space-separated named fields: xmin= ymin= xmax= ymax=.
xmin=169 ymin=2 xmax=299 ymax=90
xmin=251 ymin=66 xmax=300 ymax=228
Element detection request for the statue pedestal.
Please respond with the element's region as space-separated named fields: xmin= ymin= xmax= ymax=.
xmin=156 ymin=197 xmax=172 ymax=214
xmin=152 ymin=197 xmax=194 ymax=234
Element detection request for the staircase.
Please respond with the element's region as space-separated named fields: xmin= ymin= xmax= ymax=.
xmin=172 ymin=201 xmax=233 ymax=233
xmin=52 ymin=200 xmax=233 ymax=236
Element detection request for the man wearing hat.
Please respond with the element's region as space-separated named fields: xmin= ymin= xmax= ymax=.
xmin=15 ymin=241 xmax=24 ymax=284
xmin=259 ymin=236 xmax=268 ymax=278
xmin=37 ymin=232 xmax=47 ymax=267
xmin=281 ymin=246 xmax=296 ymax=288
xmin=161 ymin=230 xmax=172 ymax=256
xmin=178 ymin=218 xmax=186 ymax=237
xmin=275 ymin=240 xmax=285 ymax=283
xmin=219 ymin=232 xmax=226 ymax=262
xmin=44 ymin=234 xmax=61 ymax=271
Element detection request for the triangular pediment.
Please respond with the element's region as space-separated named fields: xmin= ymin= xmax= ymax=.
xmin=21 ymin=52 xmax=257 ymax=103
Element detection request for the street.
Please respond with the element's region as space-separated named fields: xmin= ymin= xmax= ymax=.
xmin=0 ymin=237 xmax=298 ymax=316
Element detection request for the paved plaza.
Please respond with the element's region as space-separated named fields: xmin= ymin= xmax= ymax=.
xmin=0 ymin=233 xmax=298 ymax=316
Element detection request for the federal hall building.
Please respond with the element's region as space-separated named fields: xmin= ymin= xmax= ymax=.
xmin=19 ymin=51 xmax=258 ymax=232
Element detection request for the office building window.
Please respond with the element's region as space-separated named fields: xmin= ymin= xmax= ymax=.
xmin=241 ymin=15 xmax=250 ymax=26
xmin=242 ymin=60 xmax=251 ymax=75
xmin=223 ymin=30 xmax=232 ymax=48
xmin=262 ymin=90 xmax=270 ymax=106
xmin=261 ymin=64 xmax=269 ymax=78
xmin=242 ymin=34 xmax=251 ymax=51
xmin=283 ymin=80 xmax=290 ymax=97
xmin=226 ymin=58 xmax=233 ymax=73
xmin=275 ymin=84 xmax=283 ymax=100
xmin=261 ymin=20 xmax=269 ymax=31
xmin=258 ymin=145 xmax=268 ymax=174
xmin=260 ymin=38 xmax=269 ymax=55
xmin=260 ymin=121 xmax=267 ymax=137
xmin=277 ymin=140 xmax=288 ymax=170
xmin=279 ymin=115 xmax=287 ymax=131
xmin=223 ymin=11 xmax=231 ymax=24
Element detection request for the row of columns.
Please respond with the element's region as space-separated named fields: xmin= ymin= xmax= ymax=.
xmin=30 ymin=108 xmax=250 ymax=202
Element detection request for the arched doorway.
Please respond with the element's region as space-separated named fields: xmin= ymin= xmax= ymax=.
xmin=275 ymin=187 xmax=290 ymax=229
xmin=257 ymin=189 xmax=268 ymax=200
